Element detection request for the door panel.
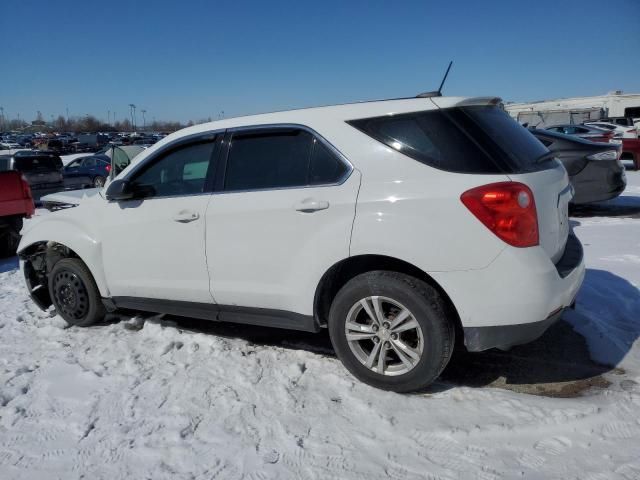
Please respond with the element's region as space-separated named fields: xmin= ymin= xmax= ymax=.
xmin=100 ymin=195 xmax=213 ymax=302
xmin=205 ymin=171 xmax=360 ymax=315
xmin=98 ymin=136 xmax=219 ymax=303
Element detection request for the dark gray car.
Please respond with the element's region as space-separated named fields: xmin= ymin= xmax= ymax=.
xmin=0 ymin=151 xmax=65 ymax=203
xmin=530 ymin=129 xmax=626 ymax=204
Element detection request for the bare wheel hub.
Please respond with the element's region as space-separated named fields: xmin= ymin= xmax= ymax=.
xmin=53 ymin=271 xmax=89 ymax=321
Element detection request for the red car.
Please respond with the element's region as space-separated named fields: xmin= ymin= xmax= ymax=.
xmin=0 ymin=170 xmax=35 ymax=257
xmin=621 ymin=138 xmax=640 ymax=170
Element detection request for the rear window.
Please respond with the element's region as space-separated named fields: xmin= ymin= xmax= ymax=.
xmin=14 ymin=156 xmax=62 ymax=172
xmin=347 ymin=105 xmax=552 ymax=174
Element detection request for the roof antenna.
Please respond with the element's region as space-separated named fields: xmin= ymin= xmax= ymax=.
xmin=416 ymin=61 xmax=453 ymax=98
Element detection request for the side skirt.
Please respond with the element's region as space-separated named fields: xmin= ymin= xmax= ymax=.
xmin=108 ymin=296 xmax=320 ymax=333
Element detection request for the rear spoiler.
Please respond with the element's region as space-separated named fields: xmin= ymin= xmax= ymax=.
xmin=430 ymin=96 xmax=503 ymax=109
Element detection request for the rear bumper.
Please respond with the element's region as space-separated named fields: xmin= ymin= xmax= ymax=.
xmin=464 ymin=307 xmax=565 ymax=352
xmin=431 ymin=233 xmax=585 ymax=351
xmin=571 ymin=160 xmax=626 ymax=204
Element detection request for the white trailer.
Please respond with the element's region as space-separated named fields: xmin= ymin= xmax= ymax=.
xmin=505 ymin=91 xmax=640 ymax=128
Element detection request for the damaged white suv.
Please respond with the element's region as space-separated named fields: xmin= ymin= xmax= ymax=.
xmin=19 ymin=96 xmax=585 ymax=392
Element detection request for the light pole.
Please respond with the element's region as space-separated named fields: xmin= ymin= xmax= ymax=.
xmin=0 ymin=106 xmax=4 ymax=130
xmin=141 ymin=109 xmax=146 ymax=131
xmin=129 ymin=104 xmax=136 ymax=132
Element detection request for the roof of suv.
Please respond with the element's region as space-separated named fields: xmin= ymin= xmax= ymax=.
xmin=122 ymin=96 xmax=501 ymax=172
xmin=174 ymin=96 xmax=501 ymax=138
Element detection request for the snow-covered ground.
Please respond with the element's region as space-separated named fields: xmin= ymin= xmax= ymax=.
xmin=1 ymin=174 xmax=639 ymax=479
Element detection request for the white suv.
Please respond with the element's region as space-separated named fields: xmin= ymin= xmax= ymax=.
xmin=18 ymin=96 xmax=585 ymax=392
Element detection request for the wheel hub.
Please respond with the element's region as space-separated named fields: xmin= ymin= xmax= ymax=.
xmin=59 ymin=284 xmax=77 ymax=307
xmin=53 ymin=271 xmax=89 ymax=320
xmin=345 ymin=295 xmax=424 ymax=377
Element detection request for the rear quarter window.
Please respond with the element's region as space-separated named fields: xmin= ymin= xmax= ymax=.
xmin=347 ymin=106 xmax=552 ymax=174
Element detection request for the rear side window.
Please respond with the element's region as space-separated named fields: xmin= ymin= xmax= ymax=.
xmin=348 ymin=106 xmax=552 ymax=174
xmin=224 ymin=129 xmax=349 ymax=191
xmin=0 ymin=157 xmax=9 ymax=171
xmin=309 ymin=139 xmax=348 ymax=185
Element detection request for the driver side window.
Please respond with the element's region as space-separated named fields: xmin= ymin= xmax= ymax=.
xmin=131 ymin=139 xmax=216 ymax=198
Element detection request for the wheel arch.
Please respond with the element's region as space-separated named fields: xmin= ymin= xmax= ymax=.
xmin=314 ymin=254 xmax=463 ymax=336
xmin=18 ymin=219 xmax=109 ymax=298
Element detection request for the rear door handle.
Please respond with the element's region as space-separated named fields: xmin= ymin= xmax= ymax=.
xmin=173 ymin=210 xmax=200 ymax=223
xmin=294 ymin=199 xmax=330 ymax=213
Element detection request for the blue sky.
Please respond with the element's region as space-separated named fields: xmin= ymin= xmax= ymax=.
xmin=1 ymin=0 xmax=639 ymax=124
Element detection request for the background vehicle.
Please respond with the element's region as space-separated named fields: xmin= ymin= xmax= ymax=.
xmin=0 ymin=170 xmax=35 ymax=257
xmin=530 ymin=129 xmax=625 ymax=204
xmin=18 ymin=97 xmax=584 ymax=392
xmin=0 ymin=141 xmax=21 ymax=149
xmin=63 ymin=154 xmax=111 ymax=189
xmin=544 ymin=124 xmax=614 ymax=143
xmin=621 ymin=138 xmax=640 ymax=170
xmin=75 ymin=133 xmax=109 ymax=153
xmin=584 ymin=121 xmax=638 ymax=139
xmin=0 ymin=151 xmax=65 ymax=202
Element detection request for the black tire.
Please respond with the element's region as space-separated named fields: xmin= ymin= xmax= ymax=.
xmin=48 ymin=258 xmax=106 ymax=327
xmin=93 ymin=176 xmax=106 ymax=188
xmin=0 ymin=218 xmax=22 ymax=258
xmin=328 ymin=271 xmax=454 ymax=393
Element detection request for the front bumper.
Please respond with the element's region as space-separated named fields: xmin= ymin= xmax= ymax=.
xmin=431 ymin=234 xmax=585 ymax=352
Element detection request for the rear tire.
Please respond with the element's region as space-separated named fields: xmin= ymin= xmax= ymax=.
xmin=48 ymin=258 xmax=106 ymax=327
xmin=93 ymin=176 xmax=105 ymax=188
xmin=328 ymin=271 xmax=454 ymax=392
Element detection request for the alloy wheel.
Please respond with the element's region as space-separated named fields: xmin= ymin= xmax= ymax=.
xmin=345 ymin=296 xmax=424 ymax=376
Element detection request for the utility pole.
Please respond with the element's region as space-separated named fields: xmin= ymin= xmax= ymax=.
xmin=129 ymin=104 xmax=136 ymax=132
xmin=141 ymin=110 xmax=146 ymax=131
xmin=0 ymin=106 xmax=4 ymax=130
xmin=107 ymin=110 xmax=110 ymax=126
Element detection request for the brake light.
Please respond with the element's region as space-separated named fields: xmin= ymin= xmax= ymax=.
xmin=461 ymin=182 xmax=539 ymax=248
xmin=105 ymin=164 xmax=111 ymax=173
xmin=20 ymin=175 xmax=32 ymax=199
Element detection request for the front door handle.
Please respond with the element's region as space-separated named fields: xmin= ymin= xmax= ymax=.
xmin=173 ymin=210 xmax=200 ymax=223
xmin=294 ymin=199 xmax=330 ymax=213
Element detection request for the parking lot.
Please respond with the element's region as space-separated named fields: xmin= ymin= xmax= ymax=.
xmin=0 ymin=172 xmax=638 ymax=479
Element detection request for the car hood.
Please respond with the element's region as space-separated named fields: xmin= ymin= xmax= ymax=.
xmin=40 ymin=188 xmax=102 ymax=206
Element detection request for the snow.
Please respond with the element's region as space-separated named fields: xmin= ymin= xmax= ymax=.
xmin=1 ymin=174 xmax=640 ymax=479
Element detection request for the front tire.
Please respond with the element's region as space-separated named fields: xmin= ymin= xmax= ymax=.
xmin=328 ymin=271 xmax=454 ymax=392
xmin=0 ymin=218 xmax=22 ymax=258
xmin=48 ymin=258 xmax=106 ymax=327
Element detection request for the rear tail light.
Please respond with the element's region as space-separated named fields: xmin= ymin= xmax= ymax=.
xmin=587 ymin=150 xmax=619 ymax=161
xmin=105 ymin=164 xmax=112 ymax=173
xmin=20 ymin=175 xmax=33 ymax=199
xmin=461 ymin=182 xmax=539 ymax=248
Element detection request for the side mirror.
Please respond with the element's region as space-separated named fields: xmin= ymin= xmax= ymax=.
xmin=105 ymin=179 xmax=134 ymax=201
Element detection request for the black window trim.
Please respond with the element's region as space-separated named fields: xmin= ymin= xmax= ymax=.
xmin=215 ymin=123 xmax=353 ymax=194
xmin=119 ymin=129 xmax=224 ymax=200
